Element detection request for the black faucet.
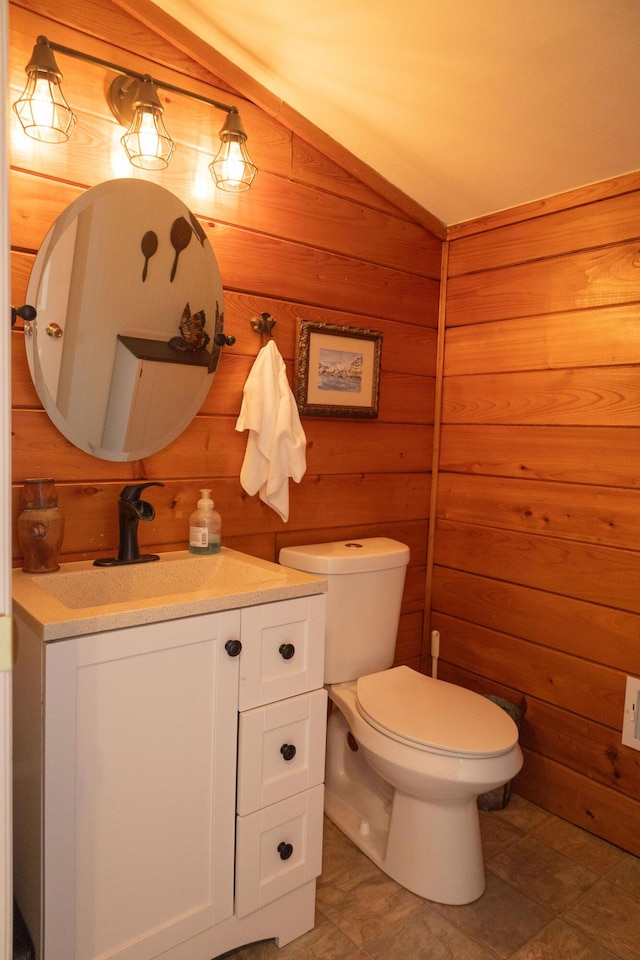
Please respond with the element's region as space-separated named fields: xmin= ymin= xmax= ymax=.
xmin=94 ymin=482 xmax=164 ymax=567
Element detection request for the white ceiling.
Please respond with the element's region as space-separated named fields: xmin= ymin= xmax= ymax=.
xmin=151 ymin=0 xmax=640 ymax=226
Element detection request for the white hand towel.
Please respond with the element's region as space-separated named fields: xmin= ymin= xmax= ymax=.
xmin=235 ymin=339 xmax=307 ymax=522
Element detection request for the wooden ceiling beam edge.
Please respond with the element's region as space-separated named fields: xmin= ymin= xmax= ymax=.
xmin=110 ymin=0 xmax=447 ymax=240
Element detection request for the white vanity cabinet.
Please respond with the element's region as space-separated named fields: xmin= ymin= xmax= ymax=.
xmin=12 ymin=587 xmax=326 ymax=960
xmin=43 ymin=612 xmax=240 ymax=960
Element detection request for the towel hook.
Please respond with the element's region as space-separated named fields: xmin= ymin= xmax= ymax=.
xmin=250 ymin=312 xmax=276 ymax=343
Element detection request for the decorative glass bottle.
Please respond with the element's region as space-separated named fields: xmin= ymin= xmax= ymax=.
xmin=17 ymin=478 xmax=65 ymax=574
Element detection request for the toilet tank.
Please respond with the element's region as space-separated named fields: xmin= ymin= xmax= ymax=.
xmin=279 ymin=538 xmax=410 ymax=684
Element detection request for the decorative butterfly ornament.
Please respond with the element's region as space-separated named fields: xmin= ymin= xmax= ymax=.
xmin=168 ymin=302 xmax=210 ymax=352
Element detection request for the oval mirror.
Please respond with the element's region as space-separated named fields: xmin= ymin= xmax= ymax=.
xmin=25 ymin=178 xmax=225 ymax=461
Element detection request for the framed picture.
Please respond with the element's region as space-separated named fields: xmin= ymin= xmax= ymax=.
xmin=295 ymin=319 xmax=383 ymax=418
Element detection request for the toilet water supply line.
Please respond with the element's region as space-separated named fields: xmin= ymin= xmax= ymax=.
xmin=431 ymin=629 xmax=440 ymax=679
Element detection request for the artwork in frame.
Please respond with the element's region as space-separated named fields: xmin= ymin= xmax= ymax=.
xmin=295 ymin=319 xmax=383 ymax=418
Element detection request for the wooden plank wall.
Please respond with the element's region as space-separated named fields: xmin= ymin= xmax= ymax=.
xmin=431 ymin=179 xmax=640 ymax=855
xmin=9 ymin=0 xmax=441 ymax=671
xmin=13 ymin=0 xmax=639 ymax=857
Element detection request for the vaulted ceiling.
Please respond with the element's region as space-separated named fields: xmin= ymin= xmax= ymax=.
xmin=148 ymin=0 xmax=640 ymax=227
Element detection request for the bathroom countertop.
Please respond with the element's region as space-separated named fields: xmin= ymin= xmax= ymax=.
xmin=12 ymin=547 xmax=327 ymax=641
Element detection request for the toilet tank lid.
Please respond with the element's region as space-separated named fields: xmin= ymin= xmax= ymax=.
xmin=279 ymin=537 xmax=410 ymax=574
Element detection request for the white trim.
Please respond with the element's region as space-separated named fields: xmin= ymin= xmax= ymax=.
xmin=1 ymin=0 xmax=14 ymax=955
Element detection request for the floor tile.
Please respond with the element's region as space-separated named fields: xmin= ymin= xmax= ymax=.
xmin=433 ymin=872 xmax=553 ymax=959
xmin=492 ymin=795 xmax=553 ymax=834
xmin=320 ymin=818 xmax=366 ymax=888
xmin=606 ymin=854 xmax=640 ymax=900
xmin=488 ymin=833 xmax=599 ymax=913
xmin=363 ymin=903 xmax=497 ymax=960
xmin=235 ymin=911 xmax=362 ymax=960
xmin=563 ymin=878 xmax=640 ymax=960
xmin=510 ymin=917 xmax=621 ymax=960
xmin=531 ymin=816 xmax=626 ymax=875
xmin=479 ymin=809 xmax=525 ymax=861
xmin=316 ymin=852 xmax=422 ymax=948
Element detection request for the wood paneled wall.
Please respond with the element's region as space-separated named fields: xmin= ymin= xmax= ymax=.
xmin=432 ymin=178 xmax=640 ymax=855
xmin=9 ymin=0 xmax=441 ymax=670
xmin=11 ymin=0 xmax=640 ymax=858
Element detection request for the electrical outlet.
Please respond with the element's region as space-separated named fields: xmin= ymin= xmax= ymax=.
xmin=622 ymin=676 xmax=640 ymax=750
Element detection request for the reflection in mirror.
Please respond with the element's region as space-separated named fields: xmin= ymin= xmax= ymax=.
xmin=25 ymin=178 xmax=225 ymax=461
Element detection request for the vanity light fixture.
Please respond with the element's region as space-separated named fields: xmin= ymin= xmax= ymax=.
xmin=13 ymin=36 xmax=258 ymax=191
xmin=109 ymin=74 xmax=175 ymax=170
xmin=12 ymin=36 xmax=76 ymax=142
xmin=210 ymin=111 xmax=256 ymax=192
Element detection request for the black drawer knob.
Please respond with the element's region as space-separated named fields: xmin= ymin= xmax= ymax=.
xmin=278 ymin=841 xmax=293 ymax=861
xmin=280 ymin=743 xmax=297 ymax=762
xmin=224 ymin=639 xmax=242 ymax=657
xmin=279 ymin=643 xmax=295 ymax=660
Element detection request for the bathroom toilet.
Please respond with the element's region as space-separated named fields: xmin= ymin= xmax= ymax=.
xmin=279 ymin=537 xmax=523 ymax=905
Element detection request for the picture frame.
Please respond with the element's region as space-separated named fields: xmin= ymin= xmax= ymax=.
xmin=294 ymin=319 xmax=383 ymax=418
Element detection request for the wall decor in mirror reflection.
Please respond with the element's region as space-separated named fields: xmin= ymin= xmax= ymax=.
xmin=24 ymin=178 xmax=228 ymax=461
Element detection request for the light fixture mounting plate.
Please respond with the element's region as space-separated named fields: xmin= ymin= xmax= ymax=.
xmin=107 ymin=74 xmax=140 ymax=126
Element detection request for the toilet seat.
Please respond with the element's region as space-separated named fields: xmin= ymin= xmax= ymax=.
xmin=356 ymin=666 xmax=519 ymax=758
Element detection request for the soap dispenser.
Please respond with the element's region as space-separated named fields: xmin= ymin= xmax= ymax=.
xmin=189 ymin=489 xmax=221 ymax=555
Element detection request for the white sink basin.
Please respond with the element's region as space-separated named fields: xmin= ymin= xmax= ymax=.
xmin=12 ymin=548 xmax=326 ymax=640
xmin=36 ymin=550 xmax=285 ymax=609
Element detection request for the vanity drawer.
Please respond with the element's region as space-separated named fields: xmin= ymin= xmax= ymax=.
xmin=235 ymin=785 xmax=324 ymax=918
xmin=239 ymin=595 xmax=325 ymax=709
xmin=237 ymin=688 xmax=327 ymax=816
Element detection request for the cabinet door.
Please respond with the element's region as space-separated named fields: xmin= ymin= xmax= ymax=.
xmin=239 ymin=595 xmax=325 ymax=709
xmin=44 ymin=611 xmax=240 ymax=960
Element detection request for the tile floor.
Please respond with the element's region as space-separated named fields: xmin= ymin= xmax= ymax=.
xmin=220 ymin=796 xmax=640 ymax=960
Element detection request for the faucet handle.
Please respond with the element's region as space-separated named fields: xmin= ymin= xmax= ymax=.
xmin=119 ymin=481 xmax=164 ymax=501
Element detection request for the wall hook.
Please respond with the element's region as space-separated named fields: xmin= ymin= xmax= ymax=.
xmin=250 ymin=312 xmax=276 ymax=341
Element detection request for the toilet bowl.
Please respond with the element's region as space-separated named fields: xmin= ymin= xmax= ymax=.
xmin=326 ymin=669 xmax=522 ymax=903
xmin=279 ymin=538 xmax=523 ymax=905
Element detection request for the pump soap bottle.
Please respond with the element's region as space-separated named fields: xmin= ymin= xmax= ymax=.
xmin=189 ymin=489 xmax=221 ymax=555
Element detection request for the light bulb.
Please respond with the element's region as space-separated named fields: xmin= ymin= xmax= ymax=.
xmin=220 ymin=140 xmax=248 ymax=187
xmin=119 ymin=80 xmax=175 ymax=170
xmin=135 ymin=110 xmax=164 ymax=160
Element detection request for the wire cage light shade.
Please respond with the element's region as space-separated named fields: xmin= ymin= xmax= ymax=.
xmin=13 ymin=35 xmax=257 ymax=191
xmin=210 ymin=111 xmax=257 ymax=192
xmin=118 ymin=77 xmax=176 ymax=170
xmin=13 ymin=37 xmax=76 ymax=142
